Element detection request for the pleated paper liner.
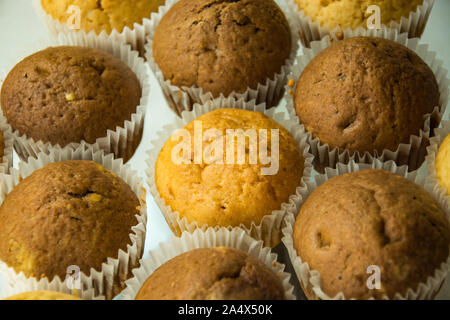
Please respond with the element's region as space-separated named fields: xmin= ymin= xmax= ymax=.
xmin=32 ymin=0 xmax=161 ymax=55
xmin=285 ymin=29 xmax=449 ymax=173
xmin=144 ymin=0 xmax=300 ymax=117
xmin=282 ymin=159 xmax=450 ymax=300
xmin=0 ymin=147 xmax=147 ymax=300
xmin=286 ymin=0 xmax=435 ymax=47
xmin=426 ymin=120 xmax=450 ymax=216
xmin=121 ymin=228 xmax=296 ymax=300
xmin=0 ymin=32 xmax=151 ymax=163
xmin=146 ymin=96 xmax=314 ymax=248
xmin=0 ymin=111 xmax=14 ymax=174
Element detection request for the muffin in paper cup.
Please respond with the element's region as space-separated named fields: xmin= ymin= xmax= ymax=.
xmin=0 ymin=111 xmax=14 ymax=174
xmin=426 ymin=121 xmax=450 ymax=215
xmin=144 ymin=0 xmax=300 ymax=117
xmin=146 ymin=96 xmax=314 ymax=248
xmin=0 ymin=147 xmax=147 ymax=300
xmin=121 ymin=227 xmax=296 ymax=300
xmin=33 ymin=0 xmax=164 ymax=54
xmin=282 ymin=159 xmax=450 ymax=300
xmin=286 ymin=0 xmax=434 ymax=47
xmin=0 ymin=32 xmax=151 ymax=163
xmin=285 ymin=29 xmax=449 ymax=173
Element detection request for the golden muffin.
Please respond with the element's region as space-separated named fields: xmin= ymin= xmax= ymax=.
xmin=294 ymin=0 xmax=423 ymax=30
xmin=0 ymin=161 xmax=140 ymax=292
xmin=135 ymin=247 xmax=286 ymax=300
xmin=5 ymin=290 xmax=81 ymax=300
xmin=155 ymin=108 xmax=304 ymax=236
xmin=41 ymin=0 xmax=166 ymax=34
xmin=436 ymin=134 xmax=450 ymax=195
xmin=293 ymin=169 xmax=450 ymax=299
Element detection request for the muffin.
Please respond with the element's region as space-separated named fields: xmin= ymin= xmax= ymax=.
xmin=294 ymin=0 xmax=423 ymax=30
xmin=152 ymin=0 xmax=292 ymax=110
xmin=155 ymin=108 xmax=304 ymax=241
xmin=294 ymin=36 xmax=439 ymax=166
xmin=293 ymin=169 xmax=450 ymax=299
xmin=0 ymin=46 xmax=142 ymax=162
xmin=436 ymin=134 xmax=450 ymax=195
xmin=41 ymin=0 xmax=166 ymax=34
xmin=135 ymin=247 xmax=286 ymax=300
xmin=0 ymin=160 xmax=140 ymax=295
xmin=5 ymin=291 xmax=81 ymax=300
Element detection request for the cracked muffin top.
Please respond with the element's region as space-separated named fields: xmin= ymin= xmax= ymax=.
xmin=1 ymin=46 xmax=141 ymax=147
xmin=41 ymin=0 xmax=166 ymax=34
xmin=155 ymin=108 xmax=304 ymax=233
xmin=294 ymin=36 xmax=439 ymax=155
xmin=294 ymin=0 xmax=423 ymax=30
xmin=135 ymin=247 xmax=286 ymax=300
xmin=0 ymin=160 xmax=140 ymax=281
xmin=293 ymin=169 xmax=450 ymax=299
xmin=153 ymin=0 xmax=292 ymax=97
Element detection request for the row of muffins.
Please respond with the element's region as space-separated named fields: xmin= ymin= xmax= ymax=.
xmin=0 ymin=114 xmax=448 ymax=300
xmin=0 ymin=0 xmax=448 ymax=300
xmin=1 ymin=1 xmax=446 ymax=172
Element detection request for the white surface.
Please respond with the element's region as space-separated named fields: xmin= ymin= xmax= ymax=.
xmin=0 ymin=0 xmax=449 ymax=299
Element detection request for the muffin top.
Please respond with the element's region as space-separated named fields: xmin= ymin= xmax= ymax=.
xmin=5 ymin=291 xmax=81 ymax=300
xmin=294 ymin=0 xmax=423 ymax=29
xmin=153 ymin=0 xmax=292 ymax=97
xmin=0 ymin=160 xmax=140 ymax=280
xmin=293 ymin=169 xmax=450 ymax=299
xmin=135 ymin=247 xmax=286 ymax=300
xmin=294 ymin=36 xmax=439 ymax=155
xmin=1 ymin=46 xmax=141 ymax=147
xmin=436 ymin=134 xmax=450 ymax=195
xmin=41 ymin=0 xmax=166 ymax=34
xmin=155 ymin=108 xmax=304 ymax=230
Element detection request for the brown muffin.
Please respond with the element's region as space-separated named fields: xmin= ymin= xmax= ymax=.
xmin=153 ymin=0 xmax=291 ymax=98
xmin=293 ymin=169 xmax=450 ymax=299
xmin=1 ymin=46 xmax=141 ymax=161
xmin=135 ymin=247 xmax=286 ymax=300
xmin=0 ymin=161 xmax=140 ymax=288
xmin=294 ymin=36 xmax=439 ymax=155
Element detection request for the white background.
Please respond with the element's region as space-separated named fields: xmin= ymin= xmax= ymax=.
xmin=0 ymin=0 xmax=449 ymax=299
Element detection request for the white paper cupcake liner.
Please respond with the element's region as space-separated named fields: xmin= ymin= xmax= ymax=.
xmin=426 ymin=120 xmax=450 ymax=215
xmin=0 ymin=32 xmax=151 ymax=163
xmin=146 ymin=97 xmax=314 ymax=248
xmin=121 ymin=227 xmax=296 ymax=300
xmin=144 ymin=0 xmax=300 ymax=117
xmin=33 ymin=0 xmax=160 ymax=54
xmin=285 ymin=30 xmax=449 ymax=172
xmin=0 ymin=147 xmax=147 ymax=300
xmin=286 ymin=0 xmax=434 ymax=47
xmin=0 ymin=111 xmax=14 ymax=174
xmin=282 ymin=159 xmax=450 ymax=300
